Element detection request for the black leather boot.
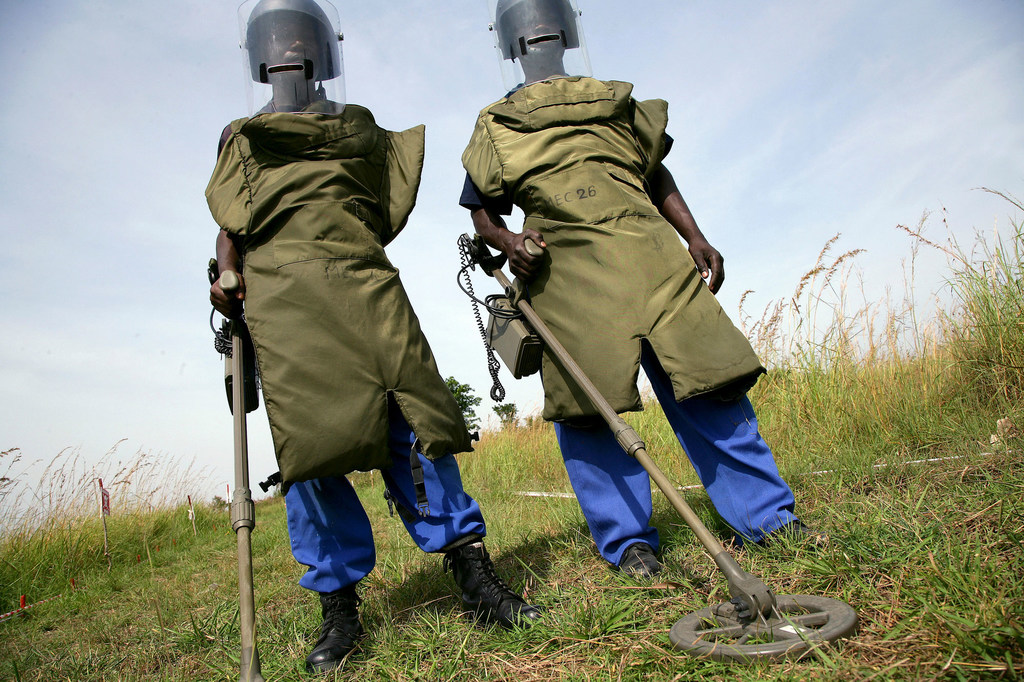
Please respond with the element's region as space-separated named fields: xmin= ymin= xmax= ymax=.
xmin=305 ymin=585 xmax=364 ymax=674
xmin=616 ymin=542 xmax=662 ymax=579
xmin=443 ymin=541 xmax=542 ymax=628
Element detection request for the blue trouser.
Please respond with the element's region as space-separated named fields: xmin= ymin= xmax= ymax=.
xmin=555 ymin=343 xmax=797 ymax=565
xmin=285 ymin=401 xmax=486 ymax=594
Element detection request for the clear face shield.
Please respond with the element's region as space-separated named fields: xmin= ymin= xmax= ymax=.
xmin=488 ymin=0 xmax=591 ymax=93
xmin=238 ymin=0 xmax=345 ymax=115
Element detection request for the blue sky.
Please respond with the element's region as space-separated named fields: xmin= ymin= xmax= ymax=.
xmin=1 ymin=0 xmax=1022 ymax=499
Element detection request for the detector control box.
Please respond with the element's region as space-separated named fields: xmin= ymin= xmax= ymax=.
xmin=485 ymin=297 xmax=543 ymax=379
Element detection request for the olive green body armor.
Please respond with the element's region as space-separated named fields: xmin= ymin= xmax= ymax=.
xmin=207 ymin=106 xmax=472 ymax=483
xmin=462 ymin=78 xmax=764 ymax=421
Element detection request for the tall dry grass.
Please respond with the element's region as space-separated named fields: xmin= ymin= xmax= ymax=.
xmin=457 ymin=417 xmax=567 ymax=494
xmin=927 ymin=189 xmax=1024 ymax=404
xmin=0 ymin=441 xmax=211 ymax=533
xmin=728 ymin=190 xmax=1021 ymax=478
xmin=0 ymin=442 xmax=214 ymax=614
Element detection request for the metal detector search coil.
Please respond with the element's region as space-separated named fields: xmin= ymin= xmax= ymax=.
xmin=486 ymin=296 xmax=543 ymax=379
xmin=670 ymin=594 xmax=858 ymax=662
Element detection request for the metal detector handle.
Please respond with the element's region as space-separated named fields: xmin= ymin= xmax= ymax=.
xmin=524 ymin=239 xmax=544 ymax=257
xmin=223 ymin=272 xmax=264 ymax=682
xmin=489 ymin=262 xmax=776 ymax=618
xmin=220 ymin=270 xmax=241 ymax=294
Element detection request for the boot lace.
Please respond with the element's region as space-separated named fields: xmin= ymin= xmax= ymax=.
xmin=444 ymin=546 xmax=519 ymax=606
xmin=320 ymin=589 xmax=362 ymax=637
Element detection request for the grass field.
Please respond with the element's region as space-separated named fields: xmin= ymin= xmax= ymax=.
xmin=1 ymin=194 xmax=1021 ymax=680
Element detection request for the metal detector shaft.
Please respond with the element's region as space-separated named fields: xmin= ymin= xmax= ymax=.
xmin=221 ymin=271 xmax=265 ymax=682
xmin=491 ymin=252 xmax=775 ymax=617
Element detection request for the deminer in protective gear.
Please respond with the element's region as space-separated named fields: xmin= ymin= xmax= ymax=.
xmin=207 ymin=0 xmax=540 ymax=673
xmin=460 ymin=0 xmax=823 ymax=579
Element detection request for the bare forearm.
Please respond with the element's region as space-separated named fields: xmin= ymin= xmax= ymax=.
xmin=649 ymin=164 xmax=726 ymax=293
xmin=211 ymin=230 xmax=245 ymax=317
xmin=650 ymin=164 xmax=707 ymax=245
xmin=216 ymin=230 xmax=242 ymax=273
xmin=471 ymin=208 xmax=512 ymax=253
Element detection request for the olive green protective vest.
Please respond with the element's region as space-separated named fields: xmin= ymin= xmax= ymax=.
xmin=462 ymin=78 xmax=765 ymax=422
xmin=207 ymin=106 xmax=472 ymax=483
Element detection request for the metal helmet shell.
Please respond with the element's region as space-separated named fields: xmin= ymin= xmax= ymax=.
xmin=487 ymin=0 xmax=590 ymax=90
xmin=245 ymin=0 xmax=340 ymax=82
xmin=494 ymin=0 xmax=580 ymax=60
xmin=238 ymin=0 xmax=345 ymax=114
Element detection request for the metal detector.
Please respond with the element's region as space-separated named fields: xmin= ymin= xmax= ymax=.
xmin=458 ymin=234 xmax=857 ymax=662
xmin=212 ymin=268 xmax=265 ymax=682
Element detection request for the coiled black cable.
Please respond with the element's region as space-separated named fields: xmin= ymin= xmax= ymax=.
xmin=210 ymin=310 xmax=232 ymax=357
xmin=457 ymin=238 xmax=516 ymax=401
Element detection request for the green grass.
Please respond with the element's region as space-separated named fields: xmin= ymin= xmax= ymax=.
xmin=2 ymin=451 xmax=1020 ymax=680
xmin=1 ymin=193 xmax=1022 ymax=680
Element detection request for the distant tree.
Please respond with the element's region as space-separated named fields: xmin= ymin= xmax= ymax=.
xmin=493 ymin=403 xmax=519 ymax=429
xmin=445 ymin=376 xmax=482 ymax=431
